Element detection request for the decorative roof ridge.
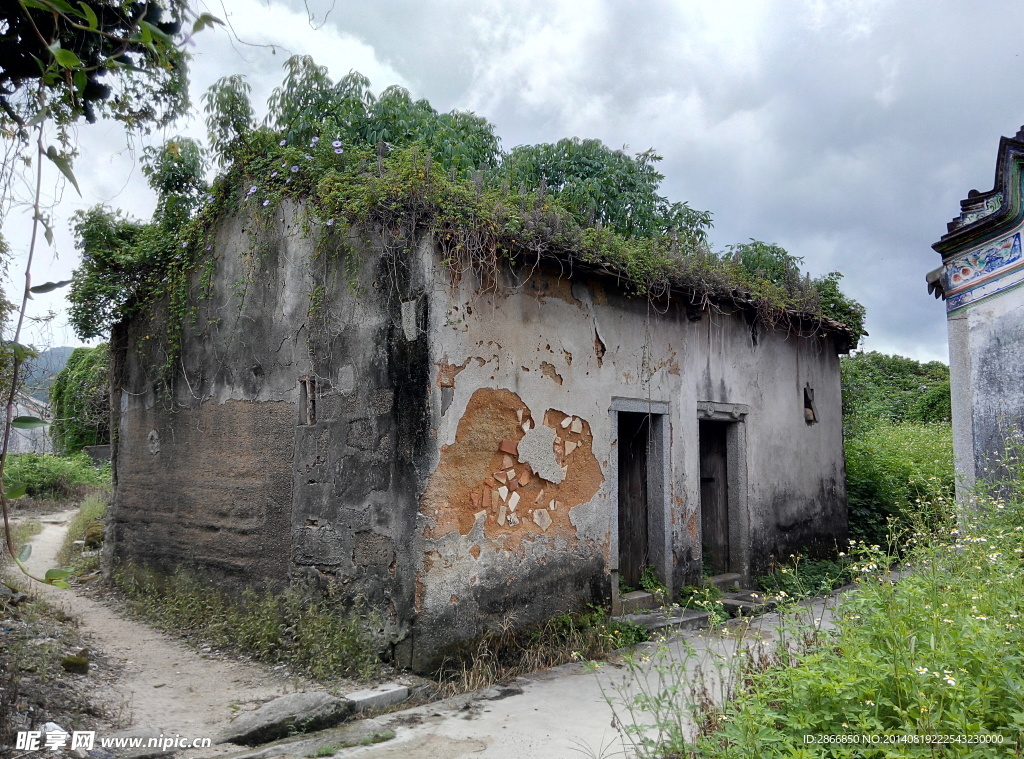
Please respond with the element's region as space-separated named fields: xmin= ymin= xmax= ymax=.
xmin=934 ymin=126 xmax=1024 ymax=255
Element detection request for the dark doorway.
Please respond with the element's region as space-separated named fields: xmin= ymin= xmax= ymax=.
xmin=699 ymin=420 xmax=730 ymax=574
xmin=618 ymin=412 xmax=651 ymax=587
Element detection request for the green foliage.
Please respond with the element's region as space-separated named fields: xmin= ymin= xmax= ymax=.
xmin=113 ymin=565 xmax=381 ymax=681
xmin=67 ymin=56 xmax=867 ymax=356
xmin=841 ymin=351 xmax=951 ymax=425
xmin=639 ymin=565 xmax=668 ymax=596
xmin=845 ymin=423 xmax=954 ymax=545
xmin=2 ymin=453 xmax=109 ymax=499
xmin=679 ymin=584 xmax=729 ymax=625
xmin=685 ymin=500 xmax=1024 ymax=756
xmin=758 ymin=553 xmax=852 ymax=599
xmin=502 ymin=138 xmax=711 ymax=239
xmin=264 ymin=55 xmax=500 ymax=175
xmin=811 ymin=270 xmax=868 ymax=341
xmin=607 ymin=457 xmax=1024 ymax=758
xmin=141 ymin=137 xmax=208 ymax=228
xmin=909 ymin=379 xmax=952 ymax=424
xmin=203 ymin=75 xmax=255 ymax=167
xmin=55 ymin=493 xmax=106 ymax=571
xmin=728 ymin=239 xmax=802 ymax=288
xmin=49 ymin=344 xmax=109 ymax=453
xmin=0 ymin=2 xmax=199 ymax=133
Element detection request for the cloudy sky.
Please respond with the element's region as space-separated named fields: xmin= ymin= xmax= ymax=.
xmin=11 ymin=0 xmax=1024 ymax=361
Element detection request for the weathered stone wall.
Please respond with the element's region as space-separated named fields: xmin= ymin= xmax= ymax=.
xmin=110 ymin=204 xmax=432 ymax=654
xmin=945 ymin=267 xmax=1024 ymax=492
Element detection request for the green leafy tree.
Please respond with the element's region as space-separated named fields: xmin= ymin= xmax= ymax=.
xmin=202 ymin=74 xmax=256 ymax=167
xmin=841 ymin=351 xmax=951 ymax=425
xmin=256 ymin=55 xmax=500 ymax=174
xmin=0 ymin=1 xmax=219 ymax=583
xmin=501 ymin=138 xmax=712 ymax=239
xmin=49 ymin=344 xmax=109 ymax=453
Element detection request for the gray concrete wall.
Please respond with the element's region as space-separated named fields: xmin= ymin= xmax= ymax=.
xmin=110 ymin=204 xmax=432 ymax=656
xmin=415 ymin=259 xmax=847 ymax=668
xmin=953 ymin=283 xmax=1024 ymax=491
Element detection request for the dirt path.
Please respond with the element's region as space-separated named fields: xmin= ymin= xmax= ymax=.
xmin=23 ymin=509 xmax=314 ymax=748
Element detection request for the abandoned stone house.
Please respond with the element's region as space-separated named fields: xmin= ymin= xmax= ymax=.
xmin=928 ymin=126 xmax=1024 ymax=493
xmin=108 ymin=201 xmax=851 ymax=670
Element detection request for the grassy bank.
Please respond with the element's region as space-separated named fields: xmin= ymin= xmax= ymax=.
xmin=615 ymin=486 xmax=1024 ymax=757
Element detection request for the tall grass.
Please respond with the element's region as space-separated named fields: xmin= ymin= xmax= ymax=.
xmin=607 ymin=443 xmax=1024 ymax=757
xmin=54 ymin=493 xmax=108 ymax=574
xmin=434 ymin=607 xmax=648 ymax=697
xmin=112 ymin=564 xmax=381 ymax=681
xmin=845 ymin=422 xmax=954 ymax=545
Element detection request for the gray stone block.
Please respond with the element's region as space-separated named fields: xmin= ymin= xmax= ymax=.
xmin=218 ymin=692 xmax=354 ymax=746
xmin=343 ymin=683 xmax=410 ymax=712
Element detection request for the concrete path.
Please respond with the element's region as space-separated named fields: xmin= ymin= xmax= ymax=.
xmin=224 ymin=595 xmax=842 ymax=759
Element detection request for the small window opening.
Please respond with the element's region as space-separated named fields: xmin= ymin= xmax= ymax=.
xmin=803 ymin=383 xmax=817 ymax=425
xmin=299 ymin=375 xmax=317 ymax=425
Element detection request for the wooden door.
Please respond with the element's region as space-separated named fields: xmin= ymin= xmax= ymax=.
xmin=699 ymin=420 xmax=730 ymax=574
xmin=618 ymin=412 xmax=651 ymax=587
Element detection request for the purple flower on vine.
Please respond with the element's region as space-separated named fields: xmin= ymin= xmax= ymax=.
xmin=271 ymin=171 xmax=278 ymax=178
xmin=247 ymin=185 xmax=257 ymax=195
xmin=182 ymin=241 xmax=188 ymax=248
xmin=279 ymin=139 xmax=287 ymax=146
xmin=334 ymin=148 xmax=343 ymax=154
xmin=263 ymin=200 xmax=270 ymax=207
xmin=310 ymin=137 xmax=319 ymax=145
xmin=332 ymin=140 xmax=342 ymax=148
xmin=326 ymin=219 xmax=334 ymax=226
xmin=290 ymin=165 xmax=299 ymax=172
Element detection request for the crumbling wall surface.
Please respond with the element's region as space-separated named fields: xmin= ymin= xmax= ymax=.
xmin=411 ymin=261 xmax=848 ymax=668
xmin=678 ymin=310 xmax=848 ymax=575
xmin=111 ymin=205 xmax=432 ymax=643
xmin=411 ymin=264 xmax=689 ymax=670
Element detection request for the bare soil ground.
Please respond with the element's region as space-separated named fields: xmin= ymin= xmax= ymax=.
xmin=4 ymin=507 xmax=371 ymax=756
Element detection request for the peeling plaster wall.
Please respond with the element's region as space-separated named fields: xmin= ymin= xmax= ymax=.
xmin=111 ymin=205 xmax=432 ymax=652
xmin=417 ymin=261 xmax=847 ymax=668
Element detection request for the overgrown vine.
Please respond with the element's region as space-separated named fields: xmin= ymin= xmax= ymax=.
xmin=67 ymin=56 xmax=867 ymax=395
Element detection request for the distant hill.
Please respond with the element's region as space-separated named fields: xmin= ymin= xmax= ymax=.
xmin=22 ymin=346 xmax=78 ymax=403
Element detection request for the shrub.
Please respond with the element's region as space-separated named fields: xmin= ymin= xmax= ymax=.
xmin=758 ymin=553 xmax=852 ymax=599
xmin=845 ymin=422 xmax=954 ymax=545
xmin=3 ymin=453 xmax=110 ymax=500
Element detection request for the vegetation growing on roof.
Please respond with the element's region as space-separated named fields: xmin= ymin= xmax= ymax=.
xmin=67 ymin=55 xmax=866 ymax=351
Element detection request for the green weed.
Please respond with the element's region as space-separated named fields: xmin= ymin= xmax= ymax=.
xmin=112 ymin=564 xmax=381 ymax=681
xmin=3 ymin=453 xmax=110 ymax=500
xmin=606 ymin=450 xmax=1024 ymax=757
xmin=434 ymin=605 xmax=649 ymax=696
xmin=54 ymin=494 xmax=108 ymax=574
